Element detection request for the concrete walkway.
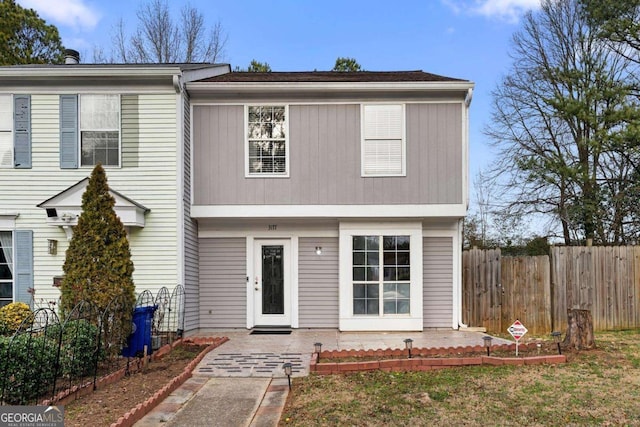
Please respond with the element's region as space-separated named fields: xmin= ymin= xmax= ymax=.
xmin=135 ymin=329 xmax=508 ymax=427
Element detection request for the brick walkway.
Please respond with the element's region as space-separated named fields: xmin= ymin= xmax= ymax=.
xmin=197 ymin=352 xmax=308 ymax=377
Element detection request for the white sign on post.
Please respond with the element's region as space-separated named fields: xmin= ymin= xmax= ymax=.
xmin=508 ymin=319 xmax=528 ymax=356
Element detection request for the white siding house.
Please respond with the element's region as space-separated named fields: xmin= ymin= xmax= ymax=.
xmin=0 ymin=60 xmax=228 ymax=329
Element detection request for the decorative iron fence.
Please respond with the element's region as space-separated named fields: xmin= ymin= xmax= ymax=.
xmin=0 ymin=285 xmax=185 ymax=405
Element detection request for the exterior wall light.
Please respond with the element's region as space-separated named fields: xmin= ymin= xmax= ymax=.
xmin=404 ymin=338 xmax=413 ymax=358
xmin=315 ymin=246 xmax=322 ymax=255
xmin=47 ymin=239 xmax=57 ymax=255
xmin=483 ymin=336 xmax=493 ymax=356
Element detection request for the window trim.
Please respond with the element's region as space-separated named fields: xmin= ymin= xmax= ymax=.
xmin=79 ymin=94 xmax=122 ymax=168
xmin=339 ymin=222 xmax=423 ymax=331
xmin=244 ymin=104 xmax=290 ymax=178
xmin=360 ymin=103 xmax=406 ymax=177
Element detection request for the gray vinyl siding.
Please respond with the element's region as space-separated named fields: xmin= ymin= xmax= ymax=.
xmin=183 ymin=94 xmax=200 ymax=331
xmin=199 ymin=238 xmax=246 ymax=328
xmin=298 ymin=237 xmax=339 ymax=328
xmin=192 ymin=103 xmax=463 ymax=206
xmin=423 ymin=236 xmax=453 ymax=328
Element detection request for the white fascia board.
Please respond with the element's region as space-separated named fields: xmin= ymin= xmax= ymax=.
xmin=186 ymin=81 xmax=475 ymax=95
xmin=191 ymin=204 xmax=467 ymax=218
xmin=0 ymin=66 xmax=184 ymax=79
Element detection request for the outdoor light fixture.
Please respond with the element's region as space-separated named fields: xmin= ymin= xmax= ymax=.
xmin=47 ymin=239 xmax=57 ymax=255
xmin=551 ymin=331 xmax=562 ymax=355
xmin=537 ymin=342 xmax=542 ymax=355
xmin=283 ymin=362 xmax=293 ymax=390
xmin=482 ymin=336 xmax=493 ymax=356
xmin=315 ymin=246 xmax=322 ymax=255
xmin=404 ymin=338 xmax=413 ymax=359
xmin=314 ymin=342 xmax=322 ymax=362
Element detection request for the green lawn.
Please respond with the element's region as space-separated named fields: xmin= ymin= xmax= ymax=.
xmin=281 ymin=330 xmax=640 ymax=426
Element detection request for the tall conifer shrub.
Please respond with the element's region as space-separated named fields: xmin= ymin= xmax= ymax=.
xmin=60 ymin=164 xmax=136 ymax=318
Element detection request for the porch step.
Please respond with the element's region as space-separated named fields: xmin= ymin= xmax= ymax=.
xmin=250 ymin=326 xmax=292 ymax=335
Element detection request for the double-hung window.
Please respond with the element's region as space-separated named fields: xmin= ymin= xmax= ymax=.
xmin=362 ymin=104 xmax=405 ymax=176
xmin=352 ymin=235 xmax=411 ymax=315
xmin=80 ymin=94 xmax=120 ymax=166
xmin=246 ymin=105 xmax=288 ymax=176
xmin=0 ymin=232 xmax=13 ymax=308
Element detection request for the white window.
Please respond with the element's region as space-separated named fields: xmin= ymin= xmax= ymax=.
xmin=0 ymin=231 xmax=12 ymax=308
xmin=80 ymin=94 xmax=120 ymax=167
xmin=0 ymin=95 xmax=12 ymax=168
xmin=352 ymin=235 xmax=411 ymax=315
xmin=339 ymin=222 xmax=423 ymax=331
xmin=361 ymin=104 xmax=405 ymax=176
xmin=246 ymin=105 xmax=288 ymax=176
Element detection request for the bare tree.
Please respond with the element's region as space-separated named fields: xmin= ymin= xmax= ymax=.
xmin=486 ymin=0 xmax=640 ymax=245
xmin=95 ymin=0 xmax=227 ymax=63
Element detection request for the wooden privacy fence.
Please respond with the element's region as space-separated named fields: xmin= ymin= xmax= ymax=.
xmin=462 ymin=246 xmax=640 ymax=334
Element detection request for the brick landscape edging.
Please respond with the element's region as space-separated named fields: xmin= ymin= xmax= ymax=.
xmin=309 ymin=343 xmax=567 ymax=374
xmin=110 ymin=336 xmax=228 ymax=427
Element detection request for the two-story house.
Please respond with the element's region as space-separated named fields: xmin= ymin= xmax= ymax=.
xmin=187 ymin=71 xmax=474 ymax=331
xmin=0 ymin=52 xmax=228 ymax=335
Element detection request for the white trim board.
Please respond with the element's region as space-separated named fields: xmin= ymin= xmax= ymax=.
xmin=191 ymin=204 xmax=466 ymax=218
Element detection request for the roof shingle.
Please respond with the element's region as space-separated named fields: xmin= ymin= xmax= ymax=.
xmin=196 ymin=70 xmax=467 ymax=83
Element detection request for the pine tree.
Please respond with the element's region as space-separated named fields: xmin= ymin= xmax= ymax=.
xmin=60 ymin=164 xmax=135 ymax=318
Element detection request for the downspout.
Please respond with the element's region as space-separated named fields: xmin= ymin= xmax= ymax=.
xmin=458 ymin=218 xmax=468 ymax=329
xmin=459 ymin=88 xmax=472 ymax=329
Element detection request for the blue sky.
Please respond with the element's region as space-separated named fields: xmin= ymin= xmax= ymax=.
xmin=18 ymin=0 xmax=541 ymax=210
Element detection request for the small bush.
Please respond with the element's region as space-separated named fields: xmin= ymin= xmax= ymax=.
xmin=0 ymin=333 xmax=58 ymax=404
xmin=48 ymin=320 xmax=103 ymax=378
xmin=0 ymin=302 xmax=33 ymax=334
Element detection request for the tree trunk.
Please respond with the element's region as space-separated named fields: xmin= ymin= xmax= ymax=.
xmin=563 ymin=309 xmax=595 ymax=350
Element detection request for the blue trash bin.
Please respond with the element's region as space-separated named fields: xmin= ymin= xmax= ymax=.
xmin=122 ymin=305 xmax=157 ymax=357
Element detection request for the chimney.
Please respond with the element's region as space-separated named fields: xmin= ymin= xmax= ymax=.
xmin=64 ymin=49 xmax=80 ymax=64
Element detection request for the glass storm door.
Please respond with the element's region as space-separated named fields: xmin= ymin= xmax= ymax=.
xmin=254 ymin=240 xmax=291 ymax=326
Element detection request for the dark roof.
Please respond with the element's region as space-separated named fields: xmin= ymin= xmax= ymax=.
xmin=196 ymin=70 xmax=467 ymax=83
xmin=0 ymin=63 xmax=228 ymax=71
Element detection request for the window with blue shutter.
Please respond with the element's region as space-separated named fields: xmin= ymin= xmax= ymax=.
xmin=13 ymin=95 xmax=31 ymax=168
xmin=60 ymin=94 xmax=78 ymax=169
xmin=14 ymin=230 xmax=33 ymax=307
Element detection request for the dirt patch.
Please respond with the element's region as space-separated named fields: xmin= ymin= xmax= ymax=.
xmin=64 ymin=344 xmax=206 ymax=427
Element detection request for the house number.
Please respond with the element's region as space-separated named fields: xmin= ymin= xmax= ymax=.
xmin=268 ymin=224 xmax=277 ymax=230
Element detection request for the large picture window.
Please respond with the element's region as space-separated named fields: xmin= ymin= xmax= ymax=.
xmin=80 ymin=94 xmax=120 ymax=166
xmin=352 ymin=235 xmax=410 ymax=315
xmin=0 ymin=232 xmax=13 ymax=308
xmin=247 ymin=105 xmax=287 ymax=176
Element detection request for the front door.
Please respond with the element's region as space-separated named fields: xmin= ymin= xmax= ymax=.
xmin=254 ymin=239 xmax=291 ymax=326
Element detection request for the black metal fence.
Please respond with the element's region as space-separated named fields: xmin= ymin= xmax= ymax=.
xmin=0 ymin=285 xmax=185 ymax=405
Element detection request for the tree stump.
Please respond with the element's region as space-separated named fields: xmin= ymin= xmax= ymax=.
xmin=563 ymin=309 xmax=595 ymax=350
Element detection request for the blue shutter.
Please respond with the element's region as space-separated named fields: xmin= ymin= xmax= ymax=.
xmin=13 ymin=95 xmax=31 ymax=168
xmin=14 ymin=230 xmax=33 ymax=307
xmin=59 ymin=94 xmax=78 ymax=169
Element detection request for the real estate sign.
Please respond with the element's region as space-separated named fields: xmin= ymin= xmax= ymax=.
xmin=508 ymin=319 xmax=528 ymax=342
